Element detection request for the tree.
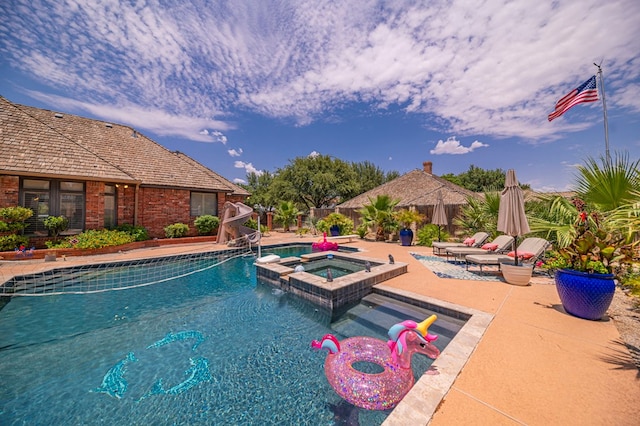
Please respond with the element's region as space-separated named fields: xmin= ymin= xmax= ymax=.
xmin=575 ymin=152 xmax=640 ymax=212
xmin=240 ymin=171 xmax=277 ymax=210
xmin=359 ymin=195 xmax=400 ymax=241
xmin=274 ymin=201 xmax=302 ymax=232
xmin=441 ymin=165 xmax=531 ymax=192
xmin=345 ymin=161 xmax=400 ymax=199
xmin=453 ymin=191 xmax=501 ymax=237
xmin=271 ymin=155 xmax=358 ymax=209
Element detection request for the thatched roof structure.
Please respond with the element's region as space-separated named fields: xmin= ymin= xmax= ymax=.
xmin=338 ymin=161 xmax=480 ymax=208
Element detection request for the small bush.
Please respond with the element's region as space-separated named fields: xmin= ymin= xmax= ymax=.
xmin=0 ymin=234 xmax=30 ymax=251
xmin=164 ymin=223 xmax=189 ymax=238
xmin=0 ymin=206 xmax=33 ymax=233
xmin=243 ymin=219 xmax=267 ymax=234
xmin=43 ymin=216 xmax=69 ymax=242
xmin=416 ymin=224 xmax=450 ymax=246
xmin=194 ymin=215 xmax=220 ymax=235
xmin=115 ymin=224 xmax=150 ymax=241
xmin=316 ymin=213 xmax=354 ymax=235
xmin=46 ymin=229 xmax=135 ymax=249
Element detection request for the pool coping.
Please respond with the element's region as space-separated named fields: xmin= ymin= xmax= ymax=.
xmin=373 ymin=284 xmax=494 ymax=426
xmin=255 ymin=250 xmax=408 ymax=312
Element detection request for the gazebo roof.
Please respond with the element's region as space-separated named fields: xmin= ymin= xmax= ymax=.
xmin=338 ymin=161 xmax=481 ymax=208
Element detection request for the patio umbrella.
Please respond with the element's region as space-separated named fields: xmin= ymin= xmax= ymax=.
xmin=431 ymin=190 xmax=448 ymax=242
xmin=497 ymin=169 xmax=530 ymax=265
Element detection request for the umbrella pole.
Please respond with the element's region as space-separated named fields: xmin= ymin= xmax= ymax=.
xmin=513 ymin=236 xmax=518 ymax=266
xmin=438 ymin=226 xmax=441 ymax=242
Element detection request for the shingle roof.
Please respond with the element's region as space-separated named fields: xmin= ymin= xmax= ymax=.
xmin=1 ymin=96 xmax=134 ymax=182
xmin=0 ymin=96 xmax=239 ymax=193
xmin=338 ymin=168 xmax=481 ymax=208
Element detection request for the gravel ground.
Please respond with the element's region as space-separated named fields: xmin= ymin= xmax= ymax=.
xmin=608 ymin=287 xmax=640 ymax=370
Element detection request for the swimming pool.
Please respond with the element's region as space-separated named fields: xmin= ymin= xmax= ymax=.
xmin=0 ymin=246 xmax=464 ymax=425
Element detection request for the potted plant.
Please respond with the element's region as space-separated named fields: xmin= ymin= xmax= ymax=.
xmin=395 ymin=209 xmax=426 ymax=246
xmin=545 ymin=211 xmax=635 ymax=320
xmin=317 ymin=213 xmax=354 ymax=237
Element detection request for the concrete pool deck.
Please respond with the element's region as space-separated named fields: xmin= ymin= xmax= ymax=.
xmin=1 ymin=233 xmax=638 ymax=425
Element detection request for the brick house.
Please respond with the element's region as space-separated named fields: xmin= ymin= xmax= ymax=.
xmin=0 ymin=96 xmax=249 ymax=241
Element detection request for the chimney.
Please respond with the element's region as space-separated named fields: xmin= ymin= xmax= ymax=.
xmin=423 ymin=161 xmax=433 ymax=174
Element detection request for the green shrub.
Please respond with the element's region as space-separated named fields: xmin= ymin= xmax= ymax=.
xmin=416 ymin=224 xmax=450 ymax=246
xmin=194 ymin=215 xmax=220 ymax=235
xmin=356 ymin=223 xmax=368 ymax=239
xmin=44 ymin=215 xmax=69 ymax=242
xmin=115 ymin=224 xmax=150 ymax=241
xmin=46 ymin=229 xmax=135 ymax=249
xmin=244 ymin=219 xmax=267 ymax=234
xmin=0 ymin=234 xmax=30 ymax=251
xmin=0 ymin=206 xmax=33 ymax=233
xmin=164 ymin=223 xmax=189 ymax=238
xmin=316 ymin=213 xmax=354 ymax=235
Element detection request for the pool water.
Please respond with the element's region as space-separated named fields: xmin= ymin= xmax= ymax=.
xmin=303 ymin=258 xmax=366 ymax=279
xmin=0 ymin=246 xmax=457 ymax=425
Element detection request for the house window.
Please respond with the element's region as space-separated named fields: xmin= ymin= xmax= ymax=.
xmin=21 ymin=178 xmax=85 ymax=235
xmin=190 ymin=192 xmax=217 ymax=216
xmin=104 ymin=185 xmax=116 ymax=228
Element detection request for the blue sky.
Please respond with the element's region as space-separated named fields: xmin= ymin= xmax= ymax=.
xmin=1 ymin=0 xmax=639 ymax=192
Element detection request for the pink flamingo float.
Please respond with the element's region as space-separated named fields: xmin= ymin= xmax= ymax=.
xmin=311 ymin=315 xmax=440 ymax=410
xmin=311 ymin=232 xmax=339 ymax=252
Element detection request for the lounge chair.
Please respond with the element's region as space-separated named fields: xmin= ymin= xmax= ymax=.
xmin=431 ymin=232 xmax=490 ymax=255
xmin=465 ymin=237 xmax=550 ymax=272
xmin=445 ymin=235 xmax=515 ymax=263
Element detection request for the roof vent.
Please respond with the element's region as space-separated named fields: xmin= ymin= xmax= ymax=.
xmin=105 ymin=123 xmax=113 ymax=128
xmin=54 ymin=113 xmax=63 ymax=118
xmin=131 ymin=130 xmax=138 ymax=138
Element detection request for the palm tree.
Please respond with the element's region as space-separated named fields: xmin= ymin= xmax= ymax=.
xmin=359 ymin=195 xmax=399 ymax=241
xmin=274 ymin=201 xmax=302 ymax=232
xmin=528 ymin=195 xmax=580 ymax=248
xmin=575 ymin=152 xmax=640 ymax=212
xmin=453 ymin=191 xmax=501 ymax=238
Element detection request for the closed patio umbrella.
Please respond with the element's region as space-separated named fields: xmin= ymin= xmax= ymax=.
xmin=497 ymin=169 xmax=530 ymax=265
xmin=431 ymin=190 xmax=448 ymax=242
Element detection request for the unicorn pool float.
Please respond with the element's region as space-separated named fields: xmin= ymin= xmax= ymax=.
xmin=312 ymin=232 xmax=339 ymax=252
xmin=312 ymin=315 xmax=440 ymax=411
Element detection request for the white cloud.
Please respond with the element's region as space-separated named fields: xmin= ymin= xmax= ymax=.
xmin=3 ymin=0 xmax=640 ymax=142
xmin=308 ymin=151 xmax=320 ymax=158
xmin=233 ymin=178 xmax=247 ymax=184
xmin=24 ymin=91 xmax=232 ymax=142
xmin=228 ymin=148 xmax=243 ymax=157
xmin=430 ymin=136 xmax=489 ymax=155
xmin=234 ymin=161 xmax=263 ymax=176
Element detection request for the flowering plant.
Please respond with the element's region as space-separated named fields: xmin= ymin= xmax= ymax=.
xmin=543 ymin=210 xmax=634 ymax=276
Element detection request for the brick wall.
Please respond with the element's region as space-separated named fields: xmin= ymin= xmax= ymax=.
xmin=0 ymin=175 xmax=20 ymax=206
xmin=138 ymin=187 xmax=193 ymax=238
xmin=117 ymin=185 xmax=136 ymax=226
xmin=85 ymin=181 xmax=103 ymax=230
xmin=1 ymin=174 xmax=244 ymax=239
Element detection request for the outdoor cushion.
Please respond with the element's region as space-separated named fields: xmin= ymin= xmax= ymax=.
xmin=463 ymin=238 xmax=475 ymax=246
xmin=507 ymin=251 xmax=535 ymax=259
xmin=482 ymin=243 xmax=499 ymax=251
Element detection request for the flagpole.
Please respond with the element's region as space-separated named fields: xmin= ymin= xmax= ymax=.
xmin=594 ymin=62 xmax=611 ymax=164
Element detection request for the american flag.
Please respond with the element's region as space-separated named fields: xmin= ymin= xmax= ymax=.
xmin=548 ymin=75 xmax=599 ymax=121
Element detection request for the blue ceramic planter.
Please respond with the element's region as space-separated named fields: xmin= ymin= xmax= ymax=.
xmin=555 ymin=268 xmax=615 ymax=320
xmin=329 ymin=225 xmax=340 ymax=237
xmin=399 ymin=228 xmax=413 ymax=246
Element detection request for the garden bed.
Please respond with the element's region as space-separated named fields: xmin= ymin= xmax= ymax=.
xmin=0 ymin=236 xmax=217 ymax=261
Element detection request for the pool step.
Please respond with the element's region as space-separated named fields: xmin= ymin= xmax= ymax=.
xmin=331 ymin=293 xmax=464 ymax=340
